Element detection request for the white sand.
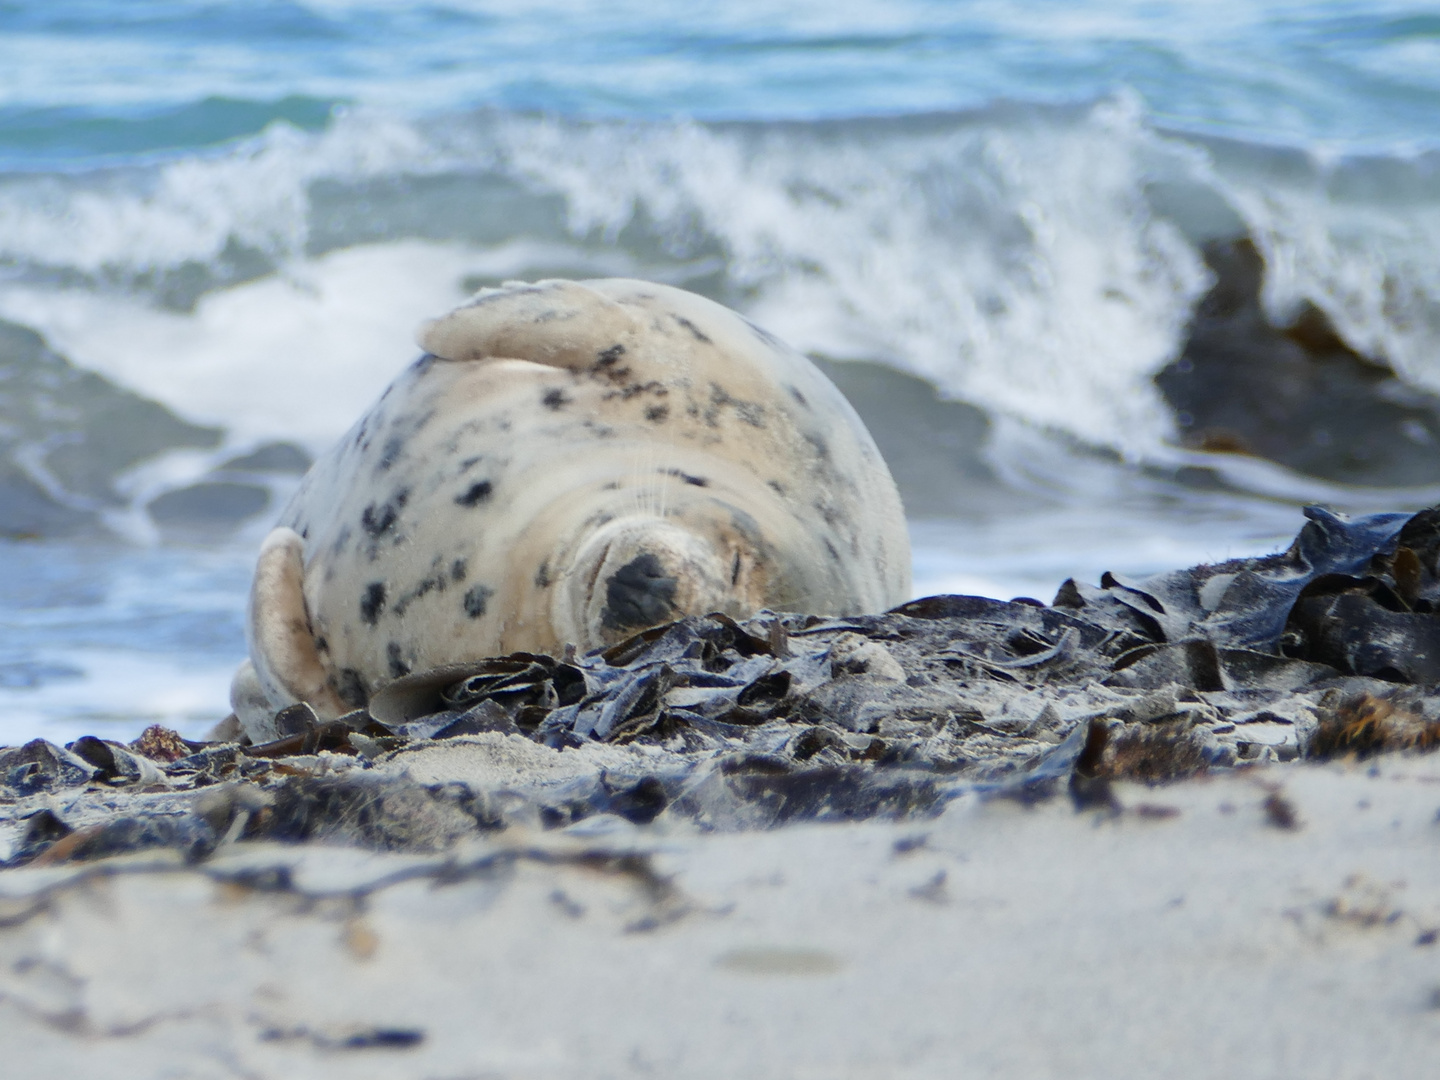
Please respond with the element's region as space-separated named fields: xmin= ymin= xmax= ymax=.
xmin=2 ymin=756 xmax=1439 ymax=1078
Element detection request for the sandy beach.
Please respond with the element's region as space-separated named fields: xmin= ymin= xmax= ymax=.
xmin=1 ymin=749 xmax=1438 ymax=1079
xmin=6 ymin=5 xmax=1440 ymax=1077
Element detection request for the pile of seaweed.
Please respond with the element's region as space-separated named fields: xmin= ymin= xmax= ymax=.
xmin=5 ymin=505 xmax=1440 ymax=866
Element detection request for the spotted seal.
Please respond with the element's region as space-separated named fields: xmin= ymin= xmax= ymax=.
xmin=232 ymin=279 xmax=910 ymax=736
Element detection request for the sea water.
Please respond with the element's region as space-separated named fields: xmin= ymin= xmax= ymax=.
xmin=2 ymin=1 xmax=1439 ymax=742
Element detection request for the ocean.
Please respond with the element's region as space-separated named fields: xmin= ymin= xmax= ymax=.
xmin=2 ymin=0 xmax=1439 ymax=743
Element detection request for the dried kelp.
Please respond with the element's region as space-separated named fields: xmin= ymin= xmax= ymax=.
xmin=9 ymin=504 xmax=1440 ymax=863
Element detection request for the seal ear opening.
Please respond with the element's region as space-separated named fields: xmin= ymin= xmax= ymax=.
xmin=417 ymin=280 xmax=641 ymax=370
xmin=246 ymin=526 xmax=348 ymax=727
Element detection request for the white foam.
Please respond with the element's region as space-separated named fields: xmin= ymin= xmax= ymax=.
xmin=4 ymin=105 xmax=1439 ymax=476
xmin=497 ymin=99 xmax=1212 ymax=458
xmin=0 ymin=109 xmax=439 ymax=272
xmin=0 ymin=230 xmax=687 ymax=455
xmin=0 ymin=648 xmax=236 ymax=745
xmin=0 ymin=242 xmax=475 ymax=449
xmin=1213 ymin=151 xmax=1440 ymax=395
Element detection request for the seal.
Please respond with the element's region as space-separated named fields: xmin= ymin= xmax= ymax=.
xmin=232 ymin=278 xmax=910 ymax=737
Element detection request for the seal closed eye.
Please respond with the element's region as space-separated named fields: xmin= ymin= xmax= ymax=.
xmin=233 ymin=278 xmax=910 ymax=741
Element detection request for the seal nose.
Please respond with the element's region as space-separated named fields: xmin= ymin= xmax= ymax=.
xmin=602 ymin=552 xmax=678 ymax=630
xmin=556 ymin=517 xmax=733 ymax=649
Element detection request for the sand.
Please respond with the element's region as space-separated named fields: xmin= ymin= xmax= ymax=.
xmin=2 ymin=754 xmax=1438 ymax=1078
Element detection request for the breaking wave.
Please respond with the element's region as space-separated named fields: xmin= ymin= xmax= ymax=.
xmin=3 ymin=100 xmax=1440 ymax=539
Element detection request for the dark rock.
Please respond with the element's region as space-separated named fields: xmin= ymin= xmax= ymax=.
xmin=0 ymin=739 xmax=97 ymax=795
xmin=147 ymin=481 xmax=270 ymax=532
xmin=219 ymin=442 xmax=312 ymax=474
xmin=0 ymin=318 xmax=221 ymax=538
xmin=1157 ymin=239 xmax=1440 ymax=486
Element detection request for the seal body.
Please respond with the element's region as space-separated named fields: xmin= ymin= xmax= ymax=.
xmin=235 ymin=279 xmax=910 ymax=732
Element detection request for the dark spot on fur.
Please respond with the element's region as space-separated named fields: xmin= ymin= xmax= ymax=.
xmin=455 ymin=480 xmax=493 ymax=507
xmin=360 ymin=582 xmax=387 ymax=625
xmin=674 ymin=315 xmax=712 ymax=343
xmin=392 ymin=570 xmax=447 ymax=617
xmin=768 ymin=479 xmax=786 ymax=496
xmin=411 ymin=353 xmax=437 ymax=375
xmin=731 ymin=552 xmax=742 ymax=586
xmin=823 ymin=539 xmax=841 ymax=562
xmin=737 ymin=403 xmax=771 ymax=429
xmin=813 ymin=499 xmax=842 ymax=530
xmin=361 ymin=503 xmax=397 ymax=536
xmin=603 ymin=379 xmax=665 ymax=403
xmin=730 ymin=507 xmax=764 ymax=543
xmin=451 ymin=558 xmax=468 ymax=582
xmin=335 ymin=669 xmax=369 ymax=708
xmin=535 ymin=561 xmax=552 ymax=588
xmin=788 ymin=386 xmax=809 ymax=408
xmin=463 ymin=584 xmax=493 ymax=619
xmin=745 ymin=319 xmax=783 ymax=349
xmin=331 ymin=524 xmax=353 ymax=557
xmin=387 ymin=643 xmax=411 ymax=680
xmin=710 ymin=383 xmax=766 ymax=428
xmin=663 ymin=468 xmax=708 ymax=487
xmin=460 ymin=455 xmax=483 ymax=472
xmin=542 ymin=388 xmax=568 ymax=410
xmin=314 ymin=636 xmax=328 ymax=653
xmin=602 ymin=554 xmax=677 ymax=630
xmin=645 ymin=404 xmax=669 ymax=423
xmin=591 ymin=344 xmax=632 ymax=384
xmin=377 ymin=436 xmax=404 ymax=471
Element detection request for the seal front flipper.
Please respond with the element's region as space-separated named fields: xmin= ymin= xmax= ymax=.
xmin=245 ymin=526 xmax=348 ymax=732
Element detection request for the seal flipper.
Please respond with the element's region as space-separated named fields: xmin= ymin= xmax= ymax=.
xmin=247 ymin=526 xmax=348 ymax=725
xmin=227 ymin=659 xmax=272 ymax=742
xmin=417 ymin=279 xmax=641 ymax=370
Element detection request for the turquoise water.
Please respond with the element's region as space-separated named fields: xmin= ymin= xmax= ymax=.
xmin=3 ymin=1 xmax=1439 ymax=157
xmin=2 ymin=1 xmax=1439 ymax=741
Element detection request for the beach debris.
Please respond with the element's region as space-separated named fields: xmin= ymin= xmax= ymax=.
xmin=1262 ymin=789 xmax=1301 ymax=831
xmin=1321 ymin=874 xmax=1403 ymax=929
xmin=7 ymin=505 xmax=1440 ymax=861
xmin=1310 ymin=691 xmax=1440 ymax=759
xmin=0 ymin=739 xmax=96 ymax=796
xmin=259 ymin=774 xmax=499 ymax=851
xmin=68 ymin=736 xmax=169 ymax=786
xmin=129 ymin=724 xmax=193 ymax=763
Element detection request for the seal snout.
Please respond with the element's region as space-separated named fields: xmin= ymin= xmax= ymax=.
xmin=555 ymin=517 xmax=736 ymax=648
xmin=602 ymin=552 xmax=679 ymax=630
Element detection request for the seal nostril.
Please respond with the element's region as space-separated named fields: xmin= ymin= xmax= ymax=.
xmin=602 ymin=553 xmax=678 ymax=630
